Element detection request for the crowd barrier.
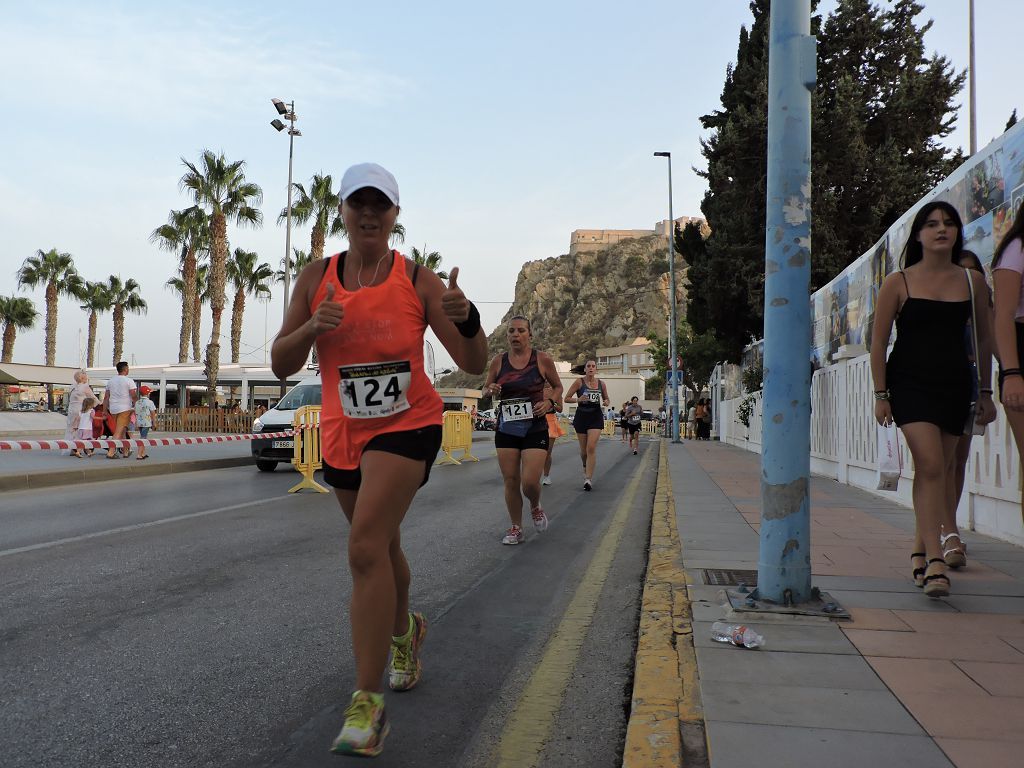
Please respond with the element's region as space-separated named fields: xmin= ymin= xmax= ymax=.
xmin=289 ymin=405 xmax=328 ymax=494
xmin=0 ymin=431 xmax=293 ymax=451
xmin=437 ymin=411 xmax=479 ymax=466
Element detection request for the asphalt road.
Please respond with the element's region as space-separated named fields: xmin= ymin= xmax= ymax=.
xmin=1 ymin=436 xmax=658 ymax=767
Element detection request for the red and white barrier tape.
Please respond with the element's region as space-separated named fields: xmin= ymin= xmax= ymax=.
xmin=0 ymin=430 xmax=296 ymax=451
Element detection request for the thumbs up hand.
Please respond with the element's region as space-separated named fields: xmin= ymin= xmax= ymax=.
xmin=310 ymin=282 xmax=344 ymax=335
xmin=441 ymin=267 xmax=470 ymax=323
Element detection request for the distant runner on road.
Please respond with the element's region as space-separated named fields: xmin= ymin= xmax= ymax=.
xmin=565 ymin=359 xmax=610 ymax=491
xmin=483 ymin=315 xmax=563 ymax=544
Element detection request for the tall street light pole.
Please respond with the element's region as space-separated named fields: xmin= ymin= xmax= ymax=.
xmin=271 ymin=98 xmax=301 ymax=397
xmin=654 ymin=151 xmax=680 ymax=443
xmin=968 ymin=0 xmax=977 ymax=155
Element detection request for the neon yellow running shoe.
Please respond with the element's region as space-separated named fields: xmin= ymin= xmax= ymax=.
xmin=389 ymin=611 xmax=427 ymax=691
xmin=330 ymin=690 xmax=389 ymax=757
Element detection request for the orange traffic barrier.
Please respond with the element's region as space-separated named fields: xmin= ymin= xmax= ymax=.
xmin=602 ymin=419 xmax=616 ymax=436
xmin=436 ymin=410 xmax=479 ymax=466
xmin=289 ymin=405 xmax=329 ymax=493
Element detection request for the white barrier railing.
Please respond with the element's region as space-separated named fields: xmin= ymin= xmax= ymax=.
xmin=716 ymin=352 xmax=1024 ymax=547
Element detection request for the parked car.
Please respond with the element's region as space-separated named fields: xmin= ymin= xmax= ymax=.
xmin=475 ymin=408 xmax=497 ymax=431
xmin=251 ymin=377 xmax=322 ymax=471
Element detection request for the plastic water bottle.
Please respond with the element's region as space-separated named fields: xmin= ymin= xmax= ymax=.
xmin=710 ymin=621 xmax=765 ymax=649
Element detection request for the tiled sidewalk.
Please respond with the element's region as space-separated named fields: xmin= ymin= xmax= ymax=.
xmin=669 ymin=440 xmax=1024 ymax=768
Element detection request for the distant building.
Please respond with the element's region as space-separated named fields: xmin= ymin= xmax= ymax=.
xmin=569 ymin=216 xmax=705 ymax=256
xmin=595 ymin=337 xmax=657 ymax=380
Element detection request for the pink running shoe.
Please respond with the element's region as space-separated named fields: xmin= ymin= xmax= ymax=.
xmin=531 ymin=505 xmax=548 ymax=532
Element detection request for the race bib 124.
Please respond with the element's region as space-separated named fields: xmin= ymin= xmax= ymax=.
xmin=338 ymin=360 xmax=412 ymax=419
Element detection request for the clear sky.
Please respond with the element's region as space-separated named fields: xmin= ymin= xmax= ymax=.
xmin=3 ymin=1 xmax=1018 ymax=373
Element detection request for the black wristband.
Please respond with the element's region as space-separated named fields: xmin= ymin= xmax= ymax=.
xmin=454 ymin=302 xmax=481 ymax=338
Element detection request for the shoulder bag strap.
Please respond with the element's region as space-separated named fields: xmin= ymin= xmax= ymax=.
xmin=966 ymin=269 xmax=982 ymax=397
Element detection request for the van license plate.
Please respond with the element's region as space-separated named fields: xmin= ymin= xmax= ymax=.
xmin=272 ymin=440 xmax=294 ymax=449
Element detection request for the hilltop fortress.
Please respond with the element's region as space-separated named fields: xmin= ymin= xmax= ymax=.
xmin=569 ymin=216 xmax=705 ymax=256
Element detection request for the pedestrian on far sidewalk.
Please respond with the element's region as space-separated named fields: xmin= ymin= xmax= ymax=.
xmin=133 ymin=386 xmax=157 ymax=460
xmin=104 ymin=361 xmax=138 ymax=459
xmin=64 ymin=370 xmax=95 ymax=457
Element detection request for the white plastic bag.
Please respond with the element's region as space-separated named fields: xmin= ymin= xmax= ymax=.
xmin=876 ymin=423 xmax=901 ymax=491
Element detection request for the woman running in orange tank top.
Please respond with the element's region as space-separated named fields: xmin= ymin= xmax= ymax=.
xmin=271 ymin=163 xmax=487 ymax=758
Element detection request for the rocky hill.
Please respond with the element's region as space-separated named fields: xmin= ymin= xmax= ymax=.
xmin=441 ymin=234 xmax=686 ymax=388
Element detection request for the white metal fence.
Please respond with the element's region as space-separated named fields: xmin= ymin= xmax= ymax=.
xmin=714 ymin=354 xmax=1024 ymax=547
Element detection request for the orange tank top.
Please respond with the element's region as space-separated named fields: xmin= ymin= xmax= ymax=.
xmin=312 ymin=251 xmax=443 ymax=470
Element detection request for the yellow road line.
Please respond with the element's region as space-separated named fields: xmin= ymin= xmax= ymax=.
xmin=622 ymin=439 xmax=704 ymax=767
xmin=493 ymin=448 xmax=652 ymax=768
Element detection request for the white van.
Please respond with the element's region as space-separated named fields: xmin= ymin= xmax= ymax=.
xmin=250 ymin=376 xmax=322 ymax=471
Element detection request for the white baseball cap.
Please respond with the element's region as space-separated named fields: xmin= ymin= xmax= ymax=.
xmin=339 ymin=162 xmax=399 ymax=206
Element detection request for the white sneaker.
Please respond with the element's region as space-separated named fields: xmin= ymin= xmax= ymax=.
xmin=583 ymin=479 xmax=592 ymax=492
xmin=541 ymin=475 xmax=551 ymax=486
xmin=531 ymin=506 xmax=548 ymax=532
xmin=501 ymin=525 xmax=524 ymax=545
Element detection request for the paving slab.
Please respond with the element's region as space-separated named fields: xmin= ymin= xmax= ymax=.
xmin=705 ymin=722 xmax=953 ymax=768
xmin=663 ymin=440 xmax=1024 ymax=768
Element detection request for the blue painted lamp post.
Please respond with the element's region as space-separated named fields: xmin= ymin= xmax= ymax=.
xmin=758 ymin=0 xmax=816 ymax=604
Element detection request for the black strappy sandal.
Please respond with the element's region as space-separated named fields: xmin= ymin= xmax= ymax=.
xmin=923 ymin=558 xmax=950 ymax=598
xmin=911 ymin=552 xmax=927 ymax=588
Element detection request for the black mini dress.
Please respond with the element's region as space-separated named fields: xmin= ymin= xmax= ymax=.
xmin=886 ymin=272 xmax=972 ymax=436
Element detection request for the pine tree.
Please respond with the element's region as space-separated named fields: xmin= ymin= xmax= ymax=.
xmin=694 ymin=0 xmax=965 ymax=362
xmin=1007 ymin=109 xmax=1018 ymax=132
xmin=691 ymin=0 xmax=771 ymax=360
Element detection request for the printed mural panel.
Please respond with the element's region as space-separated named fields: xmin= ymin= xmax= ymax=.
xmin=801 ymin=122 xmax=1024 ymax=364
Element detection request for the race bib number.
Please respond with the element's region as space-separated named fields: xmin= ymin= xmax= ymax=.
xmin=629 ymin=415 xmax=641 ymax=424
xmin=500 ymin=397 xmax=534 ymax=422
xmin=584 ymin=391 xmax=601 ymax=403
xmin=338 ymin=361 xmax=411 ymax=419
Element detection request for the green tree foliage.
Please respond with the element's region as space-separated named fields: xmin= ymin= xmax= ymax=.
xmin=106 ymin=275 xmax=147 ymax=366
xmin=78 ymin=281 xmax=113 ymax=368
xmin=693 ymin=0 xmax=965 ymax=361
xmin=16 ymin=248 xmax=84 ymax=367
xmin=677 ymin=329 xmax=726 ymax=396
xmin=411 ymin=245 xmax=449 ymax=280
xmin=0 ymin=295 xmax=37 ymax=409
xmin=179 ymin=150 xmax=263 ymax=398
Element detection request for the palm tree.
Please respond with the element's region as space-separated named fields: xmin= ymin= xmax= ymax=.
xmin=150 ymin=206 xmax=210 ymax=364
xmin=16 ymin=248 xmax=84 ymax=408
xmin=16 ymin=248 xmax=84 ymax=366
xmin=276 ymin=247 xmax=316 ymax=286
xmin=410 ymin=245 xmax=448 ymax=280
xmin=0 ymin=296 xmax=38 ymax=409
xmin=179 ymin=150 xmax=263 ymax=400
xmin=279 ymin=173 xmax=345 ymax=261
xmin=167 ymin=263 xmax=209 ymax=363
xmin=78 ymin=281 xmax=113 ymax=367
xmin=227 ymin=248 xmax=273 ymax=363
xmin=106 ymin=276 xmax=147 ymax=365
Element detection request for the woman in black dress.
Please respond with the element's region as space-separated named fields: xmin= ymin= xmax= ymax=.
xmin=870 ymin=201 xmax=995 ymax=598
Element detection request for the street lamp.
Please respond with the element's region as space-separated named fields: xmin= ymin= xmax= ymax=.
xmin=271 ymin=98 xmax=301 ymax=396
xmin=654 ymin=151 xmax=681 ymax=443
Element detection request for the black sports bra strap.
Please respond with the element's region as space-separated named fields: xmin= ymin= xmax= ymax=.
xmin=335 ymin=251 xmax=348 ymax=288
xmin=899 ymin=270 xmax=910 ymax=298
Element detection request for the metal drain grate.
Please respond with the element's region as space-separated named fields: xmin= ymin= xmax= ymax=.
xmin=702 ymin=568 xmax=758 ymax=586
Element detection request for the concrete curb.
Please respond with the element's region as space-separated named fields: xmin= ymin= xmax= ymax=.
xmin=0 ymin=456 xmax=254 ymax=493
xmin=622 ymin=439 xmax=706 ymax=767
